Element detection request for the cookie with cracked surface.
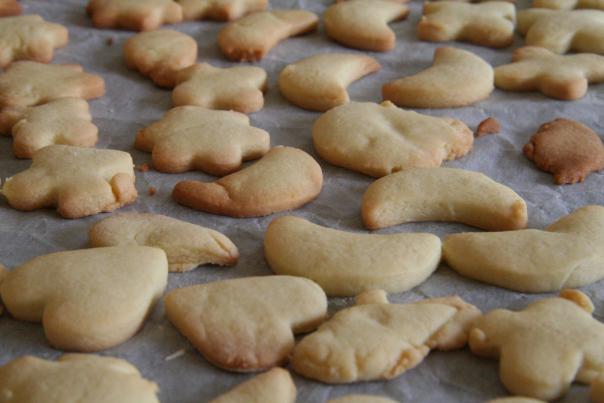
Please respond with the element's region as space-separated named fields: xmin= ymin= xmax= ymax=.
xmin=210 ymin=368 xmax=296 ymax=403
xmin=177 ymin=0 xmax=267 ymax=21
xmin=86 ymin=0 xmax=183 ymax=31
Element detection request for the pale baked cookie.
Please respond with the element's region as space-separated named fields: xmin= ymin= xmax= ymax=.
xmin=278 ymin=53 xmax=381 ymax=112
xmin=218 ymin=10 xmax=319 ymax=61
xmin=328 ymin=396 xmax=399 ymax=403
xmin=264 ymin=216 xmax=441 ymax=297
xmin=0 ymin=98 xmax=98 ymax=159
xmin=165 ymin=276 xmax=327 ymax=372
xmin=0 ymin=246 xmax=168 ymax=351
xmin=177 ymin=0 xmax=268 ymax=21
xmin=172 ymin=147 xmax=323 ymax=217
xmin=89 ymin=213 xmax=239 ymax=272
xmin=2 ymin=145 xmax=137 ymax=218
xmin=312 ymin=101 xmax=473 ymax=177
xmin=470 ymin=290 xmax=604 ymax=401
xmin=210 ymin=368 xmax=296 ymax=403
xmin=362 ymin=168 xmax=527 ymax=231
xmin=443 ymin=205 xmax=604 ymax=292
xmin=123 ymin=29 xmax=197 ymax=88
xmin=382 ymin=47 xmax=494 ymax=108
xmin=487 ymin=398 xmax=546 ymax=403
xmin=87 ymin=0 xmax=183 ymax=31
xmin=172 ymin=63 xmax=267 ymax=114
xmin=291 ymin=293 xmax=481 ymax=383
xmin=324 ymin=0 xmax=410 ymax=52
xmin=0 ymin=354 xmax=159 ymax=403
xmin=592 ymin=375 xmax=604 ymax=403
xmin=0 ymin=61 xmax=105 ymax=109
xmin=0 ymin=0 xmax=21 ymax=16
xmin=517 ymin=9 xmax=604 ymax=54
xmin=135 ymin=106 xmax=270 ymax=175
xmin=532 ymin=0 xmax=604 ymax=10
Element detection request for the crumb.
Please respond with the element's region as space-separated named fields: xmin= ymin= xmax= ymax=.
xmin=137 ymin=163 xmax=150 ymax=172
xmin=105 ymin=37 xmax=114 ymax=46
xmin=165 ymin=349 xmax=186 ymax=361
xmin=475 ymin=117 xmax=501 ymax=138
xmin=148 ymin=187 xmax=157 ymax=196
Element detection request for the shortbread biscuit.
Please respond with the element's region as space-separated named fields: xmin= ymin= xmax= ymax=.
xmin=0 ymin=98 xmax=98 ymax=159
xmin=210 ymin=368 xmax=296 ymax=403
xmin=89 ymin=213 xmax=239 ymax=272
xmin=470 ymin=290 xmax=604 ymax=401
xmin=177 ymin=0 xmax=268 ymax=21
xmin=2 ymin=145 xmax=137 ymax=218
xmin=264 ymin=216 xmax=441 ymax=297
xmin=523 ymin=119 xmax=604 ymax=184
xmin=593 ymin=376 xmax=604 ymax=403
xmin=0 ymin=0 xmax=21 ymax=16
xmin=0 ymin=15 xmax=68 ymax=68
xmin=136 ymin=106 xmax=270 ymax=175
xmin=165 ymin=276 xmax=327 ymax=372
xmin=362 ymin=168 xmax=527 ymax=231
xmin=218 ymin=10 xmax=319 ymax=61
xmin=443 ymin=205 xmax=604 ymax=292
xmin=87 ymin=0 xmax=183 ymax=31
xmin=324 ymin=0 xmax=409 ymax=52
xmin=312 ymin=101 xmax=473 ymax=177
xmin=123 ymin=29 xmax=197 ymax=88
xmin=291 ymin=294 xmax=481 ymax=383
xmin=488 ymin=399 xmax=546 ymax=403
xmin=173 ymin=147 xmax=323 ymax=217
xmin=328 ymin=396 xmax=399 ymax=403
xmin=382 ymin=47 xmax=494 ymax=108
xmin=172 ymin=63 xmax=267 ymax=113
xmin=0 ymin=246 xmax=168 ymax=351
xmin=0 ymin=61 xmax=105 ymax=109
xmin=532 ymin=0 xmax=604 ymax=9
xmin=278 ymin=53 xmax=381 ymax=112
xmin=0 ymin=354 xmax=159 ymax=403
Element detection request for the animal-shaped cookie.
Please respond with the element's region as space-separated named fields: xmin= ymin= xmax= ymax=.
xmin=312 ymin=101 xmax=473 ymax=177
xmin=517 ymin=9 xmax=604 ymax=54
xmin=382 ymin=47 xmax=494 ymax=108
xmin=470 ymin=290 xmax=604 ymax=400
xmin=291 ymin=292 xmax=481 ymax=383
xmin=0 ymin=98 xmax=98 ymax=159
xmin=89 ymin=213 xmax=239 ymax=272
xmin=278 ymin=53 xmax=381 ymax=112
xmin=2 ymin=145 xmax=137 ymax=218
xmin=523 ymin=119 xmax=604 ymax=184
xmin=177 ymin=0 xmax=268 ymax=21
xmin=210 ymin=368 xmax=296 ymax=403
xmin=218 ymin=10 xmax=319 ymax=61
xmin=328 ymin=396 xmax=399 ymax=403
xmin=0 ymin=246 xmax=168 ymax=351
xmin=362 ymin=168 xmax=527 ymax=231
xmin=0 ymin=15 xmax=68 ymax=68
xmin=532 ymin=0 xmax=604 ymax=9
xmin=172 ymin=63 xmax=267 ymax=114
xmin=264 ymin=216 xmax=441 ymax=297
xmin=87 ymin=0 xmax=183 ymax=31
xmin=443 ymin=205 xmax=604 ymax=292
xmin=136 ymin=106 xmax=270 ymax=175
xmin=165 ymin=276 xmax=327 ymax=372
xmin=0 ymin=61 xmax=105 ymax=109
xmin=0 ymin=0 xmax=20 ymax=16
xmin=0 ymin=354 xmax=159 ymax=403
xmin=172 ymin=147 xmax=323 ymax=217
xmin=123 ymin=29 xmax=197 ymax=88
xmin=324 ymin=0 xmax=409 ymax=51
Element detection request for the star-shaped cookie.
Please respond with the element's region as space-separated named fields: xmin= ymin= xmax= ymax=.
xmin=87 ymin=0 xmax=183 ymax=31
xmin=177 ymin=0 xmax=267 ymax=21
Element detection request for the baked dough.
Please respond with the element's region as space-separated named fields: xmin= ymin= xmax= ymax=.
xmin=210 ymin=368 xmax=296 ymax=403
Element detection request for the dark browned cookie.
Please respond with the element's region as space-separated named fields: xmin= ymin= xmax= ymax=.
xmin=476 ymin=117 xmax=501 ymax=138
xmin=0 ymin=0 xmax=21 ymax=16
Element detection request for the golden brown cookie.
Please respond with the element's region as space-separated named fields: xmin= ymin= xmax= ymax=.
xmin=177 ymin=0 xmax=268 ymax=21
xmin=0 ymin=0 xmax=21 ymax=16
xmin=476 ymin=117 xmax=501 ymax=137
xmin=86 ymin=0 xmax=183 ymax=31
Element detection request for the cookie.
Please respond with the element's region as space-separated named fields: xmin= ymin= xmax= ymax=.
xmin=291 ymin=293 xmax=481 ymax=383
xmin=264 ymin=216 xmax=441 ymax=297
xmin=362 ymin=167 xmax=528 ymax=231
xmin=476 ymin=117 xmax=501 ymax=137
xmin=210 ymin=368 xmax=296 ymax=403
xmin=382 ymin=47 xmax=494 ymax=108
xmin=487 ymin=399 xmax=546 ymax=403
xmin=523 ymin=118 xmax=604 ymax=184
xmin=0 ymin=246 xmax=168 ymax=351
xmin=495 ymin=47 xmax=604 ymax=100
xmin=0 ymin=0 xmax=21 ymax=16
xmin=0 ymin=354 xmax=159 ymax=403
xmin=324 ymin=0 xmax=410 ymax=52
xmin=136 ymin=106 xmax=270 ymax=175
xmin=312 ymin=101 xmax=473 ymax=177
xmin=470 ymin=290 xmax=604 ymax=401
xmin=278 ymin=53 xmax=381 ymax=112
xmin=165 ymin=276 xmax=327 ymax=372
xmin=0 ymin=15 xmax=68 ymax=68
xmin=328 ymin=396 xmax=399 ymax=403
xmin=0 ymin=61 xmax=105 ymax=109
xmin=0 ymin=264 xmax=7 ymax=316
xmin=89 ymin=213 xmax=239 ymax=272
xmin=517 ymin=9 xmax=604 ymax=54
xmin=0 ymin=98 xmax=98 ymax=159
xmin=123 ymin=29 xmax=197 ymax=88
xmin=177 ymin=0 xmax=268 ymax=21
xmin=593 ymin=375 xmax=604 ymax=403
xmin=531 ymin=0 xmax=604 ymax=10
xmin=2 ymin=145 xmax=137 ymax=218
xmin=86 ymin=0 xmax=183 ymax=31
xmin=218 ymin=10 xmax=318 ymax=61
xmin=172 ymin=146 xmax=323 ymax=217
xmin=443 ymin=205 xmax=604 ymax=292
xmin=172 ymin=63 xmax=267 ymax=114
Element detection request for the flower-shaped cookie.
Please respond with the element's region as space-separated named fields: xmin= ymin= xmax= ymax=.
xmin=87 ymin=0 xmax=183 ymax=31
